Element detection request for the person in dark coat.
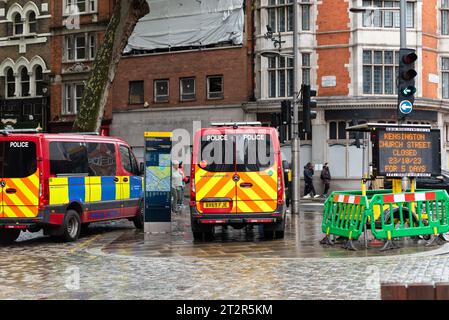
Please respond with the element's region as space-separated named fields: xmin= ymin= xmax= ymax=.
xmin=303 ymin=162 xmax=317 ymax=198
xmin=320 ymin=162 xmax=331 ymax=197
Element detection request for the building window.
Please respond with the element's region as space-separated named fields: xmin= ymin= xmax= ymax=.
xmin=363 ymin=50 xmax=398 ymax=95
xmin=14 ymin=13 xmax=23 ymax=35
xmin=329 ymin=121 xmax=348 ymax=140
xmin=362 ymin=0 xmax=414 ymax=28
xmin=63 ymin=83 xmax=84 ymax=115
xmin=28 ymin=12 xmax=37 ymax=33
xmin=301 ymin=0 xmax=311 ymax=31
xmin=268 ymin=56 xmax=293 ymax=98
xmin=35 ymin=66 xmax=44 ymax=96
xmin=65 ymin=34 xmax=97 ymax=61
xmin=267 ymin=0 xmax=294 ymax=33
xmin=443 ymin=0 xmax=449 ymax=35
xmin=6 ymin=68 xmax=15 ymax=98
xmin=129 ymin=81 xmax=144 ymax=105
xmin=180 ymin=77 xmax=196 ymax=101
xmin=302 ymin=53 xmax=311 ymax=85
xmin=207 ymin=76 xmax=224 ymax=100
xmin=65 ymin=0 xmax=97 ymax=14
xmin=443 ymin=57 xmax=449 ymax=99
xmin=154 ymin=79 xmax=169 ymax=103
xmin=20 ymin=67 xmax=30 ymax=97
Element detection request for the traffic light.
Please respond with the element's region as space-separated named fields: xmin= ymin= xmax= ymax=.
xmin=302 ymin=84 xmax=317 ymax=134
xmin=271 ymin=113 xmax=280 ymax=127
xmin=397 ymin=48 xmax=417 ymax=117
xmin=280 ymin=100 xmax=292 ymax=125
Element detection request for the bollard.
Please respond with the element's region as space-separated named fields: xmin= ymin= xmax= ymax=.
xmin=407 ymin=283 xmax=435 ymax=300
xmin=380 ymin=283 xmax=407 ymax=300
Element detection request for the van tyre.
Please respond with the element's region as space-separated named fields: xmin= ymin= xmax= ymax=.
xmin=263 ymin=220 xmax=285 ymax=240
xmin=0 ymin=229 xmax=21 ymax=244
xmin=132 ymin=202 xmax=144 ymax=230
xmin=60 ymin=210 xmax=81 ymax=242
xmin=191 ymin=217 xmax=214 ymax=241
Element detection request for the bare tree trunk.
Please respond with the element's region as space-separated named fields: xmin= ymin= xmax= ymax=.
xmin=74 ymin=0 xmax=149 ymax=132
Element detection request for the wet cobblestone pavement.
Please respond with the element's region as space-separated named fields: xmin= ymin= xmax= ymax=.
xmin=1 ymin=208 xmax=449 ymax=300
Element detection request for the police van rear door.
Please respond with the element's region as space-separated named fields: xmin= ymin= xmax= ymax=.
xmin=0 ymin=137 xmax=39 ymax=219
xmin=235 ymin=129 xmax=278 ymax=214
xmin=196 ymin=129 xmax=237 ymax=214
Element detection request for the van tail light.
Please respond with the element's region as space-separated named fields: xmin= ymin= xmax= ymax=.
xmin=277 ymin=163 xmax=284 ymax=205
xmin=190 ymin=164 xmax=196 ymax=206
xmin=39 ymin=180 xmax=49 ymax=209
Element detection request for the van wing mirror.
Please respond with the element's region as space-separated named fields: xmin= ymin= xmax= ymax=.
xmin=140 ymin=162 xmax=144 ymax=176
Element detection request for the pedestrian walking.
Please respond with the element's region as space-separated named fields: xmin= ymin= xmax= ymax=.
xmin=178 ymin=161 xmax=188 ymax=208
xmin=303 ymin=162 xmax=318 ymax=198
xmin=171 ymin=160 xmax=184 ymax=214
xmin=320 ymin=162 xmax=331 ymax=197
xmin=282 ymin=160 xmax=292 ymax=208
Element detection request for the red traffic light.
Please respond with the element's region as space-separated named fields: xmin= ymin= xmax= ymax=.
xmin=402 ymin=52 xmax=417 ymax=64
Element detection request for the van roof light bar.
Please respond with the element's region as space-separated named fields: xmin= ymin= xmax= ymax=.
xmin=210 ymin=122 xmax=262 ymax=127
xmin=0 ymin=128 xmax=43 ymax=136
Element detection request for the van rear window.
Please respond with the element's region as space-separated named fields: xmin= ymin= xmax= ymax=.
xmin=199 ymin=138 xmax=234 ymax=172
xmin=0 ymin=141 xmax=37 ymax=178
xmin=198 ymin=133 xmax=275 ymax=172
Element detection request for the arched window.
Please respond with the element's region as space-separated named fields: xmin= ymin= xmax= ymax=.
xmin=20 ymin=67 xmax=30 ymax=97
xmin=14 ymin=13 xmax=23 ymax=35
xmin=28 ymin=12 xmax=37 ymax=33
xmin=35 ymin=66 xmax=43 ymax=96
xmin=6 ymin=68 xmax=15 ymax=98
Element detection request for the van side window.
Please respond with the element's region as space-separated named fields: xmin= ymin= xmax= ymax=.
xmin=120 ymin=145 xmax=139 ymax=175
xmin=86 ymin=143 xmax=116 ymax=176
xmin=50 ymin=142 xmax=88 ymax=175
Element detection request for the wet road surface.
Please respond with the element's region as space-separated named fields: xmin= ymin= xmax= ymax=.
xmin=1 ymin=207 xmax=449 ymax=300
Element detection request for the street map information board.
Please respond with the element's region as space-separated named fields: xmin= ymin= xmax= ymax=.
xmin=144 ymin=132 xmax=172 ymax=228
xmin=372 ymin=127 xmax=441 ymax=177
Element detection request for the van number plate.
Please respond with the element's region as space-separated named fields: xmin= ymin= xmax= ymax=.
xmin=203 ymin=202 xmax=229 ymax=209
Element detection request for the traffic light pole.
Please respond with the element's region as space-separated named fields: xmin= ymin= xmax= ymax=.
xmin=291 ymin=0 xmax=300 ymax=215
xmin=398 ymin=0 xmax=406 ymax=124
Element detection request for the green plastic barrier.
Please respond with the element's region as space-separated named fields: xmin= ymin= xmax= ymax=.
xmin=321 ymin=191 xmax=369 ymax=241
xmin=368 ymin=190 xmax=449 ymax=240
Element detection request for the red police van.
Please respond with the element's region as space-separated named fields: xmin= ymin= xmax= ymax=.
xmin=0 ymin=132 xmax=143 ymax=243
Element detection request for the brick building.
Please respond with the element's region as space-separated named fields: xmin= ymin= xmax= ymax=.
xmin=250 ymin=0 xmax=449 ymax=190
xmin=0 ymin=0 xmax=52 ymax=130
xmin=109 ymin=0 xmax=254 ymax=160
xmin=48 ymin=0 xmax=114 ymax=132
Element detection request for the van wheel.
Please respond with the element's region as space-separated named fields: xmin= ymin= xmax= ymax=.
xmin=263 ymin=221 xmax=285 ymax=240
xmin=132 ymin=202 xmax=144 ymax=230
xmin=60 ymin=210 xmax=81 ymax=242
xmin=0 ymin=229 xmax=21 ymax=244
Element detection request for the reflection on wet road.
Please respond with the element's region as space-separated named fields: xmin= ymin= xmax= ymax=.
xmin=0 ymin=209 xmax=448 ymax=300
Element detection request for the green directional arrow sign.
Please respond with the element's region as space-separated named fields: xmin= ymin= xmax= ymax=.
xmin=401 ymin=86 xmax=416 ymax=97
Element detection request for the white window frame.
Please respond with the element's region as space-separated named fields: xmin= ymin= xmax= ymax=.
xmin=13 ymin=13 xmax=24 ymax=36
xmin=5 ymin=68 xmax=16 ymax=98
xmin=362 ymin=49 xmax=399 ymax=95
xmin=154 ymin=79 xmax=169 ymax=103
xmin=180 ymin=77 xmax=196 ymax=102
xmin=301 ymin=52 xmax=311 ymax=85
xmin=63 ymin=83 xmax=84 ymax=115
xmin=65 ymin=33 xmax=97 ymax=62
xmin=267 ymin=0 xmax=294 ymax=33
xmin=207 ymin=75 xmax=224 ymax=100
xmin=362 ymin=0 xmax=415 ymax=29
xmin=64 ymin=0 xmax=97 ymax=15
xmin=442 ymin=57 xmax=449 ymax=99
xmin=267 ymin=55 xmax=294 ymax=98
xmin=443 ymin=0 xmax=449 ymax=35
